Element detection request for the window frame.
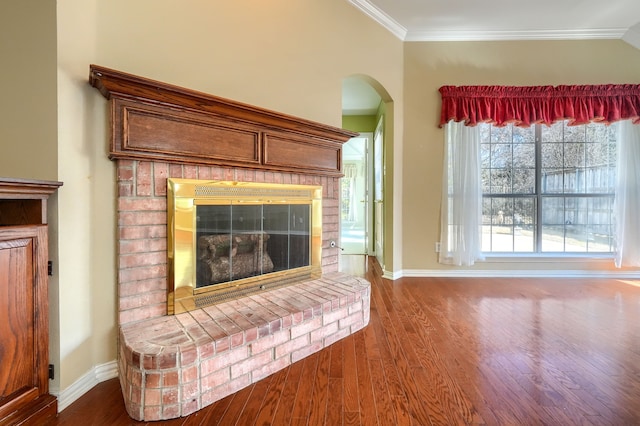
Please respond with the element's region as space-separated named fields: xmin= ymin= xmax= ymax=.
xmin=480 ymin=121 xmax=616 ymax=256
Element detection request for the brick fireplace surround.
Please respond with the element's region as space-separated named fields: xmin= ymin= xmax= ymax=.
xmin=115 ymin=160 xmax=371 ymax=421
xmin=89 ymin=65 xmax=370 ymax=421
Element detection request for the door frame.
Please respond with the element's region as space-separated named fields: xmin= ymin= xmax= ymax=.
xmin=340 ymin=133 xmax=373 ymax=255
xmin=373 ymin=116 xmax=384 ymax=267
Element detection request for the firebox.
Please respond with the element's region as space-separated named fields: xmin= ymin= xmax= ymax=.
xmin=167 ymin=178 xmax=323 ymax=314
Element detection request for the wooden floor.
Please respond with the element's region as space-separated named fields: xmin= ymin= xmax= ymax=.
xmin=54 ymin=256 xmax=640 ymax=425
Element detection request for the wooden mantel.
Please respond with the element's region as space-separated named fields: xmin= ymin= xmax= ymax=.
xmin=89 ymin=65 xmax=357 ymax=176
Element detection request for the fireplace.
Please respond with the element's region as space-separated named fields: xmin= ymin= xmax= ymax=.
xmin=168 ymin=179 xmax=323 ymax=313
xmin=90 ymin=65 xmax=371 ymax=421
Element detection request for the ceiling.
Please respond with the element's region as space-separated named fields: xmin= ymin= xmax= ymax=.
xmin=342 ymin=0 xmax=640 ymax=115
xmin=347 ymin=0 xmax=640 ymax=42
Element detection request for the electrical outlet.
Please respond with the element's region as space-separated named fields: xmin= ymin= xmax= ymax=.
xmin=435 ymin=242 xmax=441 ymax=253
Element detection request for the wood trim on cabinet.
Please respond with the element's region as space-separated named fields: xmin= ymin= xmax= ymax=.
xmin=0 ymin=178 xmax=62 ymax=225
xmin=89 ymin=65 xmax=357 ymax=176
xmin=0 ymin=177 xmax=61 ymax=425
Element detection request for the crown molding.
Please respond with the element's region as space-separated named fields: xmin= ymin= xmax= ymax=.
xmin=405 ymin=28 xmax=627 ymax=42
xmin=347 ymin=0 xmax=629 ymax=42
xmin=623 ymin=23 xmax=640 ymax=50
xmin=346 ymin=0 xmax=407 ymax=40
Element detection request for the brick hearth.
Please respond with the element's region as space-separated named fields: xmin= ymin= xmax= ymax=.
xmin=119 ymin=273 xmax=370 ymax=420
xmin=115 ymin=159 xmax=371 ymax=421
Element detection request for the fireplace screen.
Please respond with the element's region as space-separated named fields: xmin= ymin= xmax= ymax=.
xmin=196 ymin=204 xmax=310 ymax=286
xmin=168 ymin=179 xmax=322 ymax=314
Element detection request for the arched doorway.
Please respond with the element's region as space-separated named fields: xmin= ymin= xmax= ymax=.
xmin=341 ymin=75 xmax=390 ymax=270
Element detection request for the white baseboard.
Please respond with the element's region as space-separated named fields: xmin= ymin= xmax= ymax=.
xmin=52 ymin=360 xmax=119 ymax=413
xmin=382 ymin=268 xmax=402 ymax=280
xmin=397 ymin=269 xmax=640 ymax=279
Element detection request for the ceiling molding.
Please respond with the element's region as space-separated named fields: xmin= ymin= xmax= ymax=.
xmin=623 ymin=23 xmax=640 ymax=50
xmin=404 ymin=28 xmax=628 ymax=42
xmin=346 ymin=0 xmax=407 ymax=40
xmin=347 ymin=0 xmax=631 ymax=43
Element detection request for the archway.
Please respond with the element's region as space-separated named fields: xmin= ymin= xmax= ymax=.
xmin=341 ymin=75 xmax=392 ymax=271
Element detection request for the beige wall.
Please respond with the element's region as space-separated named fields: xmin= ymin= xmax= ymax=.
xmin=94 ymin=0 xmax=403 ymax=127
xmin=402 ymin=40 xmax=640 ymax=272
xmin=94 ymin=0 xmax=404 ymax=275
xmin=57 ymin=0 xmax=115 ymax=392
xmin=0 ymin=0 xmax=57 ymax=180
xmin=1 ymin=0 xmax=61 ymax=390
xmin=53 ymin=0 xmax=404 ymax=392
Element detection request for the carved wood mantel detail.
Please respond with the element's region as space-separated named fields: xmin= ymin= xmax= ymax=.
xmin=89 ymin=65 xmax=357 ymax=176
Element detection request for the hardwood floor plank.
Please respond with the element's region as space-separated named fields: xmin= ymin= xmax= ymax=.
xmin=389 ymin=394 xmax=411 ymax=426
xmin=329 ymin=339 xmax=344 ymax=379
xmin=366 ymin=283 xmax=433 ymax=424
xmin=398 ymin=293 xmax=482 ymax=424
xmin=342 ymin=335 xmax=361 ymax=415
xmin=233 ymin=372 xmax=274 ymax=425
xmin=326 ymin=378 xmax=344 ymax=426
xmin=368 ymin=359 xmax=396 ymax=426
xmin=272 ymin=357 xmax=305 ymax=426
xmin=52 ymin=256 xmax=640 ymax=426
xmin=253 ymin=367 xmax=289 ymax=425
xmin=53 ymin=379 xmax=145 ymax=426
xmin=306 ymin=348 xmax=330 ymax=426
xmin=179 ymin=394 xmax=233 ymax=426
xmin=290 ymin=352 xmax=320 ymax=422
xmin=476 ymin=358 xmax=550 ymax=425
xmin=344 ymin=411 xmax=361 ymax=426
xmin=371 ymin=279 xmax=421 ymax=369
xmin=366 ymin=291 xmax=404 ymax=397
xmin=353 ymin=331 xmax=379 ymax=426
xmin=362 ymin=310 xmax=382 ymax=362
xmin=375 ymin=280 xmax=458 ymax=425
xmin=213 ymin=382 xmax=255 ymax=425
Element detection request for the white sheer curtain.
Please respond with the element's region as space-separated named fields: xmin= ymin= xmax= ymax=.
xmin=439 ymin=120 xmax=485 ymax=266
xmin=615 ymin=120 xmax=640 ymax=267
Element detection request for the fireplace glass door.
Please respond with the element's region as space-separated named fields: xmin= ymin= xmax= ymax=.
xmin=168 ymin=178 xmax=322 ymax=313
xmin=196 ymin=203 xmax=310 ymax=288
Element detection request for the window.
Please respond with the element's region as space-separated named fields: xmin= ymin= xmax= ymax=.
xmin=439 ymin=84 xmax=640 ymax=266
xmin=480 ymin=121 xmax=617 ymax=253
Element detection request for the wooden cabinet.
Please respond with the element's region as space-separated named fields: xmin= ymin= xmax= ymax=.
xmin=0 ymin=178 xmax=61 ymax=425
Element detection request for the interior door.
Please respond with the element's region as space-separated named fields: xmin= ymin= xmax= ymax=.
xmin=373 ymin=118 xmax=384 ymax=268
xmin=340 ymin=135 xmax=371 ymax=254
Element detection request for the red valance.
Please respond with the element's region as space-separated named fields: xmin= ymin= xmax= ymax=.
xmin=439 ymin=84 xmax=640 ymax=127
